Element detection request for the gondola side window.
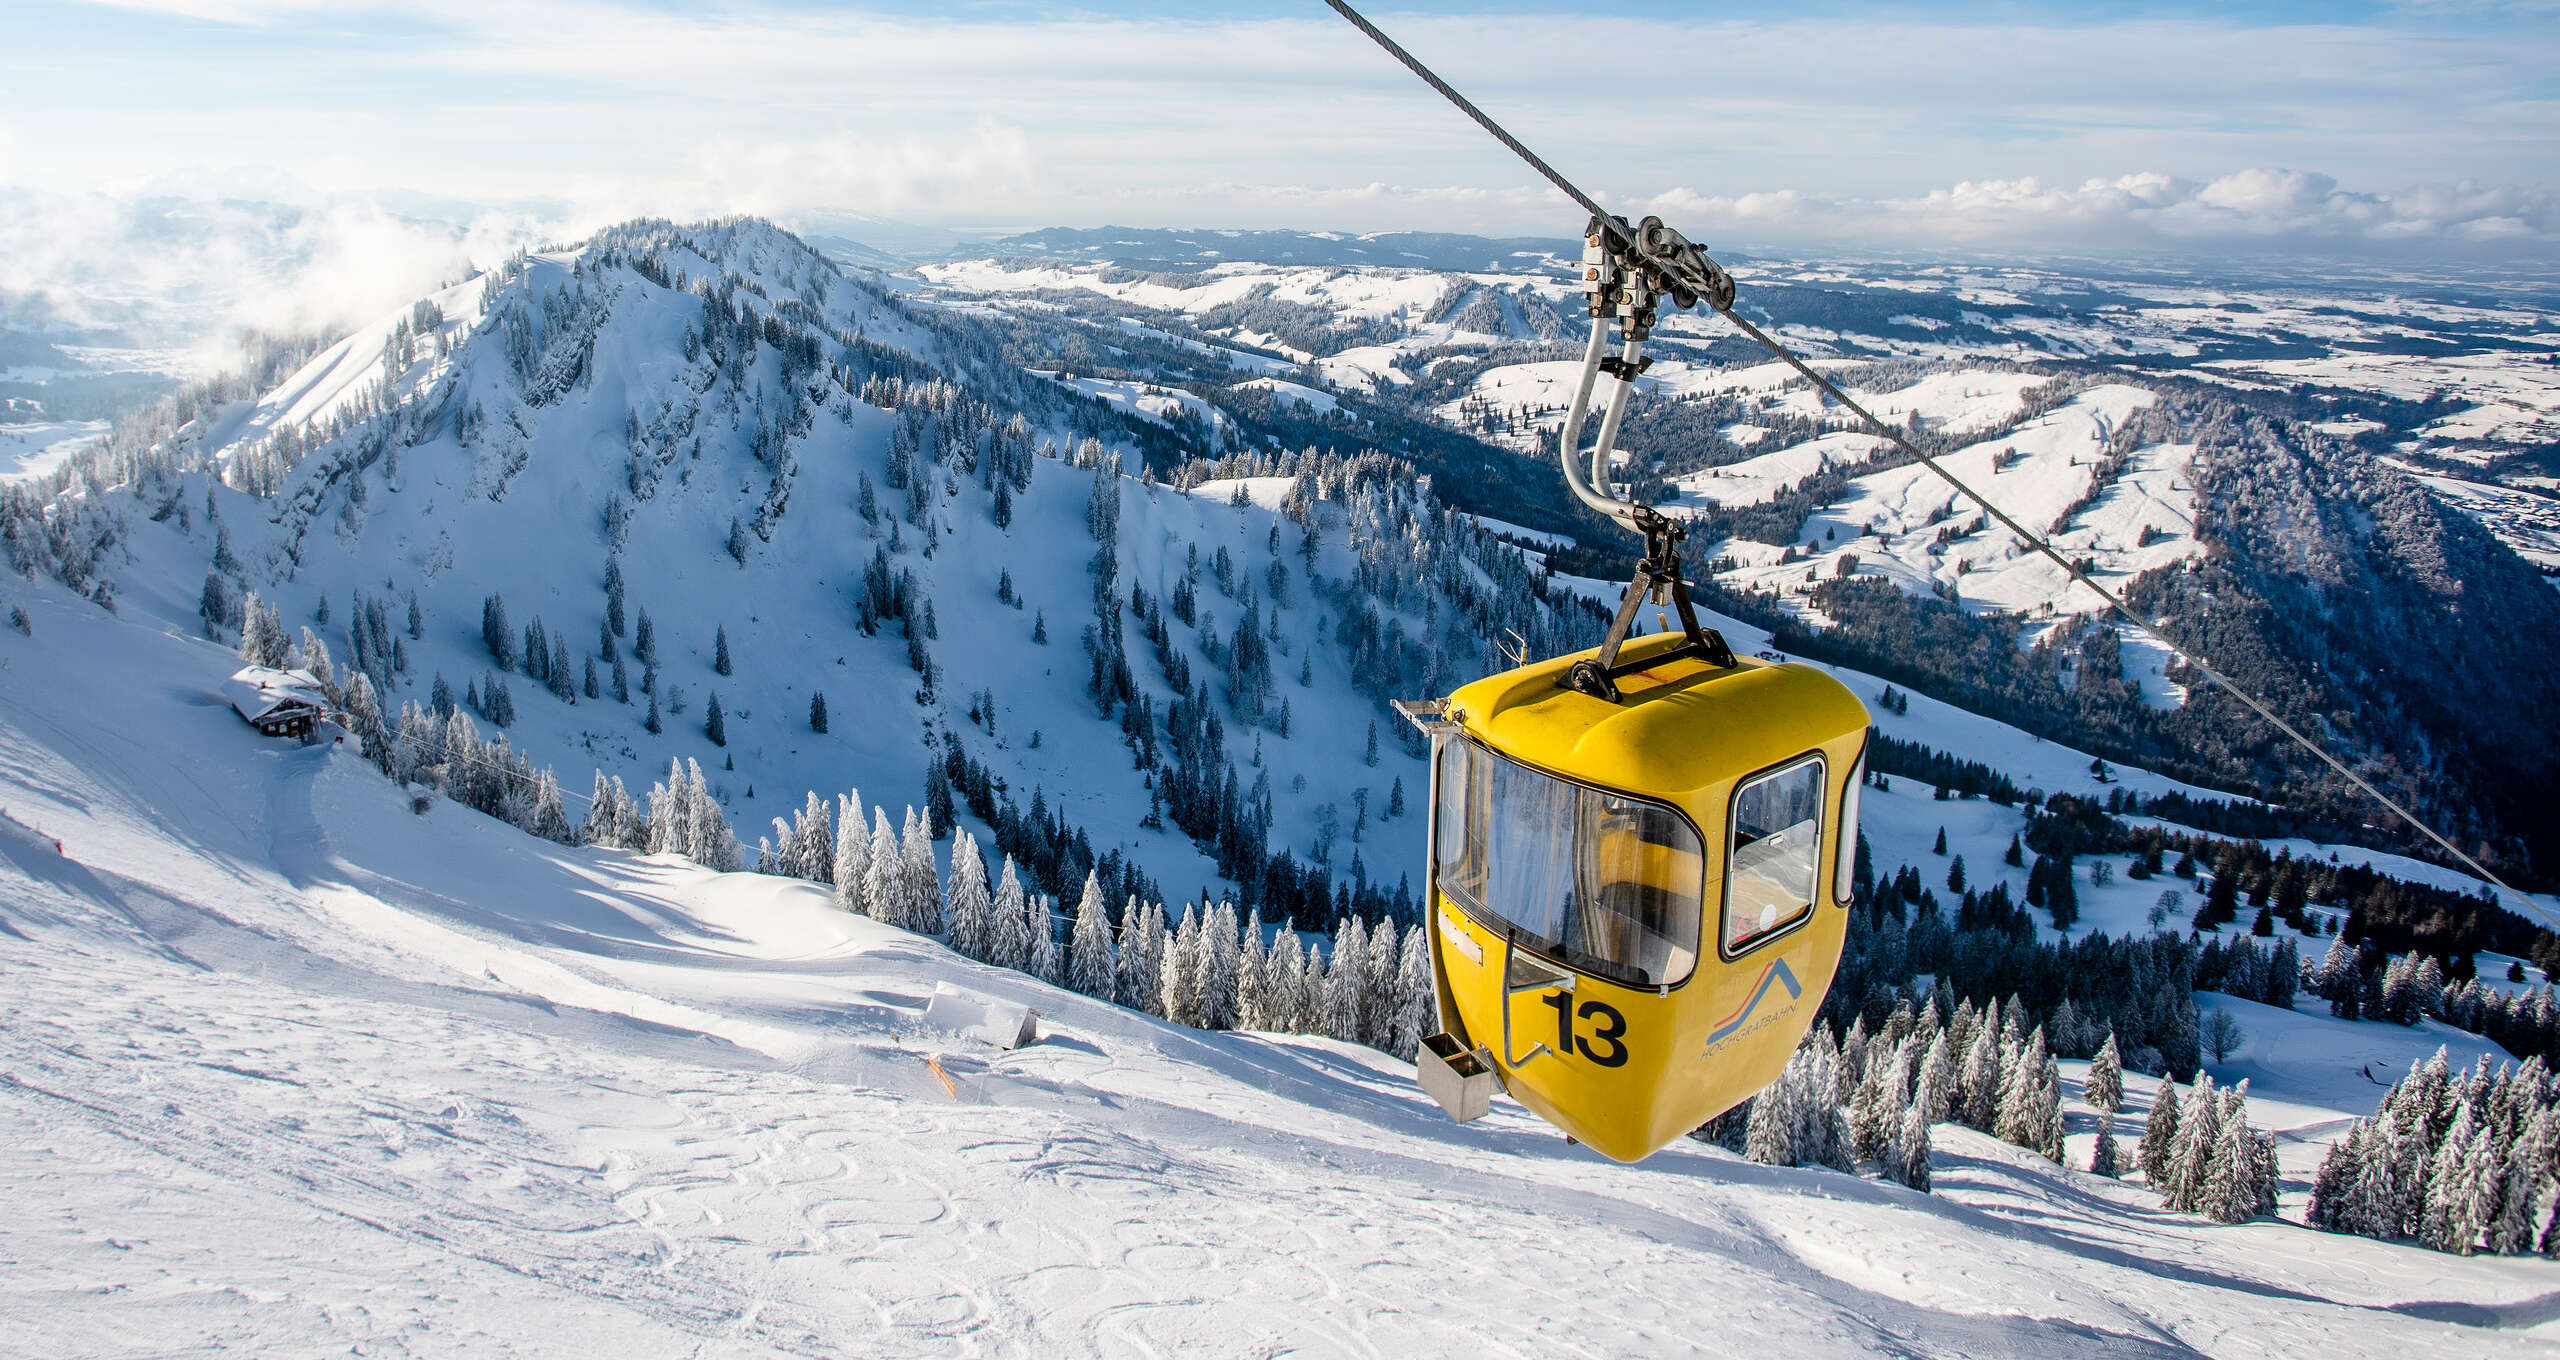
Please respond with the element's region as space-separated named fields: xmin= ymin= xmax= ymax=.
xmin=1433 ymin=740 xmax=1703 ymax=988
xmin=1725 ymin=757 xmax=1825 ymax=954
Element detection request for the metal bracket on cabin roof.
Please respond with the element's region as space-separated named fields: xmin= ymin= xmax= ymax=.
xmin=1393 ymin=697 xmax=1459 ymax=736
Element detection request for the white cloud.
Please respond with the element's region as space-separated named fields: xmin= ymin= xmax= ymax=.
xmin=71 ymin=0 xmax=395 ymax=24
xmin=0 ymin=189 xmax=562 ymax=355
xmin=1632 ymin=171 xmax=2560 ymax=254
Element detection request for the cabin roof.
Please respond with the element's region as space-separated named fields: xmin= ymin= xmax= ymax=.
xmin=1446 ymin=633 xmax=1871 ymax=800
xmin=225 ymin=666 xmax=326 ymax=723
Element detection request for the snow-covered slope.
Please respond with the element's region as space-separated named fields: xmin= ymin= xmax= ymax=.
xmin=2 ymin=582 xmax=2552 ymax=1357
xmin=130 ymin=220 xmax=1478 ymax=914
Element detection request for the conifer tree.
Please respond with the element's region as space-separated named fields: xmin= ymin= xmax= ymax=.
xmin=1746 ymin=1064 xmax=1802 ymax=1166
xmin=1389 ymin=925 xmax=1432 ymax=1057
xmin=924 ymin=760 xmax=954 ymax=837
xmin=945 ymin=831 xmax=991 ymax=953
xmin=646 ymin=759 xmax=685 ymax=854
xmin=1264 ymin=933 xmax=1303 ymax=1031
xmin=345 ymin=672 xmax=392 ymax=774
xmin=1960 ymin=1021 xmax=2004 ymax=1130
xmin=1235 ymin=907 xmax=1270 ymax=1031
xmin=991 ymin=856 xmax=1032 ymax=969
xmin=689 ymin=760 xmax=741 ymax=870
xmin=644 ymin=690 xmax=662 ymax=733
xmin=2486 ymin=1143 xmax=2540 ymax=1255
xmin=585 ymin=771 xmax=621 ymax=847
xmin=791 ymin=793 xmax=829 ymax=882
xmin=1895 ymin=1099 xmax=1933 ymax=1191
xmin=528 ymin=770 xmax=573 ymax=844
xmin=239 ymin=592 xmax=289 ymax=667
xmin=832 ymin=794 xmax=869 ymax=913
xmin=809 ymin=692 xmax=828 ymax=733
xmin=902 ymin=809 xmax=942 ymax=933
xmin=482 ymin=593 xmax=514 ymax=668
xmin=2031 ymin=1050 xmax=2066 ymax=1161
xmin=1114 ymin=896 xmax=1152 ymax=1010
xmin=1160 ymin=907 xmax=1205 ymax=1026
xmin=2202 ymin=1107 xmax=2259 ymax=1223
xmin=704 ymin=692 xmax=726 ymax=746
xmin=2140 ymin=1081 xmax=2182 ymax=1184
xmin=1069 ymin=871 xmax=1115 ymax=998
xmin=1029 ymin=895 xmax=1062 ymax=985
xmin=2164 ymin=1075 xmax=2222 ymax=1211
xmin=1917 ymin=1029 xmax=1956 ymax=1124
xmin=1137 ymin=903 xmax=1171 ymax=1017
xmin=714 ymin=625 xmax=732 ymax=676
xmin=2422 ymin=1104 xmax=2482 ymax=1250
xmin=2087 ymin=1032 xmax=2124 ymax=1113
xmin=2088 ymin=1116 xmax=2129 ymax=1183
xmin=862 ymin=808 xmax=901 ymax=926
xmin=1850 ymin=1041 xmax=1902 ymax=1165
xmin=1322 ymin=918 xmax=1367 ymax=1042
xmin=1995 ymin=1027 xmax=2046 ymax=1148
xmin=1806 ymin=1031 xmax=1848 ymax=1171
xmin=2306 ymin=1122 xmax=2364 ymax=1232
xmin=1207 ymin=901 xmax=1241 ymax=1030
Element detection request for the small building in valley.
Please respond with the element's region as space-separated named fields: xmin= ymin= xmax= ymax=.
xmin=225 ymin=665 xmax=326 ymax=739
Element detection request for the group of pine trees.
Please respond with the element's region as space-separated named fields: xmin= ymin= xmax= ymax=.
xmin=2307 ymin=1047 xmax=2560 ymax=1256
xmin=582 ymin=766 xmax=1433 ymax=1058
xmin=1703 ymin=994 xmax=2067 ymax=1192
xmin=2133 ymin=1070 xmax=2280 ymax=1223
xmin=1831 ymin=849 xmax=2208 ymax=1079
xmin=385 ymin=700 xmax=574 ymax=842
xmin=1698 ymin=992 xmax=2282 ymax=1226
xmin=583 ymin=759 xmax=745 ymax=869
xmin=2305 ymin=931 xmax=2560 ymax=1063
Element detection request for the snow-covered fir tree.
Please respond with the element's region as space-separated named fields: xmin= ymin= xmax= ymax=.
xmin=990 ymin=856 xmax=1032 ymax=971
xmin=2087 ymin=1032 xmax=2124 ymax=1114
xmin=832 ymin=794 xmax=869 ymax=915
xmin=1069 ymin=870 xmax=1115 ymax=998
xmin=946 ymin=832 xmax=994 ymax=959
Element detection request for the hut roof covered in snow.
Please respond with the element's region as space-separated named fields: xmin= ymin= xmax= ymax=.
xmin=224 ymin=666 xmax=326 ymax=726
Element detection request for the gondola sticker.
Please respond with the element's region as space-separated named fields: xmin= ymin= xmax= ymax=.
xmin=1537 ymin=991 xmax=1630 ymax=1067
xmin=1437 ymin=908 xmax=1482 ymax=964
xmin=1703 ymin=957 xmax=1802 ymax=1051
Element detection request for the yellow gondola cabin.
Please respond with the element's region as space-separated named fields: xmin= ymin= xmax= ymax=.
xmin=1402 ymin=629 xmax=1869 ymax=1163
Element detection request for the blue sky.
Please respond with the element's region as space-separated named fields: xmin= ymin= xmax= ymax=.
xmin=2 ymin=0 xmax=2554 ymax=255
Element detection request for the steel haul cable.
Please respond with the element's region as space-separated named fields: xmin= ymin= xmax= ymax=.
xmin=1317 ymin=0 xmax=2552 ymax=926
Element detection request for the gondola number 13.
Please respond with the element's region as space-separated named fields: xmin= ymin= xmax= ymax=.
xmin=1537 ymin=991 xmax=1628 ymax=1067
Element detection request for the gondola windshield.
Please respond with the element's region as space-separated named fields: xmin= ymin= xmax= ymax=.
xmin=1434 ymin=739 xmax=1703 ymax=988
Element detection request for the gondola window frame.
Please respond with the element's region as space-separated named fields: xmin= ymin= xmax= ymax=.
xmin=1719 ymin=752 xmax=1829 ymax=961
